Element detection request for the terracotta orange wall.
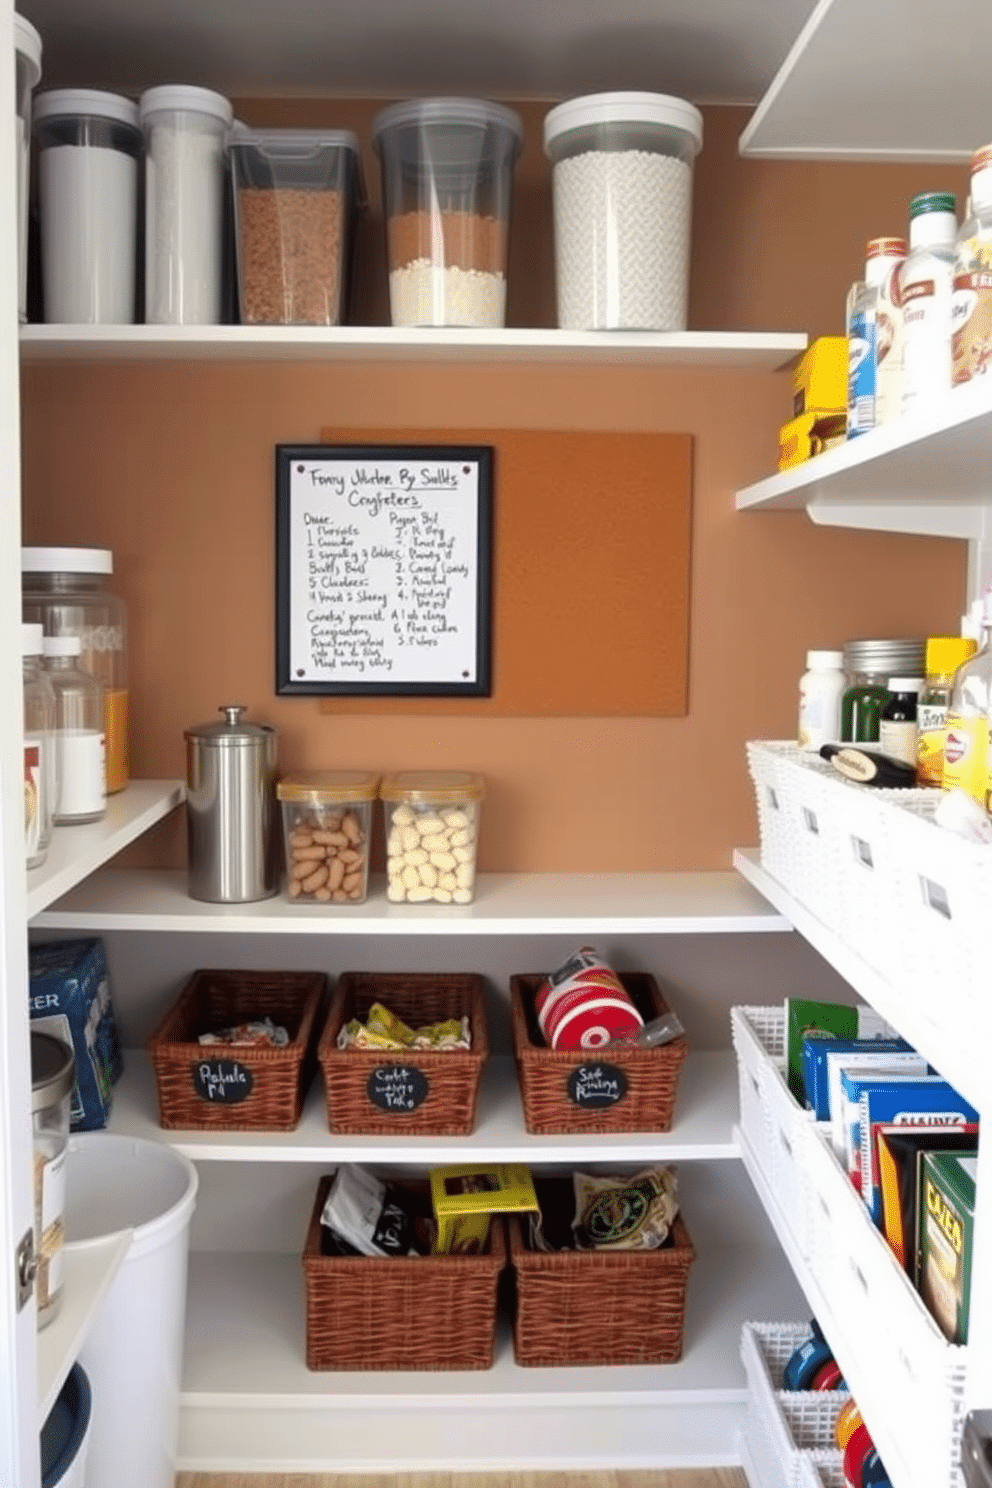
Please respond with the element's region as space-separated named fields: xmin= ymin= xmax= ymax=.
xmin=19 ymin=104 xmax=968 ymax=872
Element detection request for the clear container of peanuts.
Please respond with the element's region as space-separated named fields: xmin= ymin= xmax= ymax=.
xmin=277 ymin=770 xmax=379 ymax=905
xmin=381 ymin=770 xmax=485 ymax=905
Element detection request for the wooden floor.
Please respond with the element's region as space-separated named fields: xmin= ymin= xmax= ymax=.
xmin=177 ymin=1473 xmax=749 ymax=1488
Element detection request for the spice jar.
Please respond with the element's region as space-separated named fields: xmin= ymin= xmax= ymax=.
xmin=139 ymin=85 xmax=233 ymax=324
xmin=42 ymin=633 xmax=106 ymax=824
xmin=840 ymin=638 xmax=925 ymax=743
xmin=31 ymin=1030 xmax=74 ymax=1328
xmin=23 ymin=623 xmax=55 ymax=868
xmin=22 ymin=547 xmax=129 ymax=794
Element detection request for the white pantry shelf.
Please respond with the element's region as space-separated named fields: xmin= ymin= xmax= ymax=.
xmin=740 ymin=0 xmax=992 ymax=161
xmin=37 ymin=1228 xmax=132 ymax=1423
xmin=31 ymin=867 xmax=791 ymax=936
xmin=26 ymin=780 xmax=185 ymax=920
xmin=111 ymin=1048 xmax=741 ymax=1163
xmin=19 ymin=324 xmax=807 ymax=370
xmin=177 ymin=1243 xmax=808 ymax=1472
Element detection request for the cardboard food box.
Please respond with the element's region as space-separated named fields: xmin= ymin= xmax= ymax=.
xmin=28 ymin=937 xmax=122 ymax=1130
xmin=917 ymin=1149 xmax=976 ymax=1344
xmin=877 ymin=1127 xmax=979 ymax=1275
xmin=430 ymin=1162 xmax=538 ymax=1254
xmin=792 ymin=335 xmax=848 ymax=417
xmin=778 ymin=410 xmax=847 ymax=471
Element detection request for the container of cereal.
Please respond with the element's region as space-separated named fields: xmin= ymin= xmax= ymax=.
xmin=229 ymin=126 xmax=364 ymax=325
xmin=381 ymin=770 xmax=485 ymax=904
xmin=543 ymin=91 xmax=703 ymax=331
xmin=277 ymin=770 xmax=379 ymax=904
xmin=371 ymin=98 xmax=522 ymax=328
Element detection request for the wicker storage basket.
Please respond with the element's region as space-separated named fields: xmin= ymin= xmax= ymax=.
xmin=146 ymin=968 xmax=327 ymax=1131
xmin=507 ymin=1196 xmax=695 ymax=1366
xmin=509 ymin=970 xmax=688 ymax=1133
xmin=302 ymin=1174 xmax=506 ymax=1370
xmin=317 ymin=971 xmax=489 ymax=1135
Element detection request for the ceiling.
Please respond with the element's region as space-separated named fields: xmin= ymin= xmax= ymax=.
xmin=17 ymin=0 xmax=819 ymax=106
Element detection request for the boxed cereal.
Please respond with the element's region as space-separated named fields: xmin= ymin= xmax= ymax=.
xmin=28 ymin=938 xmax=122 ymax=1130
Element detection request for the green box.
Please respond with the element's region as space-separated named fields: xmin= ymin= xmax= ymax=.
xmin=917 ymin=1150 xmax=976 ymax=1343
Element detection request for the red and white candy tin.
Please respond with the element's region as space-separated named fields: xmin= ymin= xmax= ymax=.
xmin=535 ymin=947 xmax=643 ymax=1051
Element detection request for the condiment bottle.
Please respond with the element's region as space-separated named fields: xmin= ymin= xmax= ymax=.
xmin=798 ymin=648 xmax=845 ymax=751
xmin=42 ymin=634 xmax=106 ymax=824
xmin=22 ymin=623 xmax=56 ymax=868
xmin=943 ymin=588 xmax=992 ymax=809
xmin=901 ymin=192 xmax=957 ymax=416
xmin=840 ymin=638 xmax=925 ymax=743
xmin=952 ymin=143 xmax=992 ymax=385
xmin=846 ymin=236 xmax=906 ymax=437
xmin=916 ymin=636 xmax=978 ymax=785
xmin=878 ymin=678 xmax=923 ymax=767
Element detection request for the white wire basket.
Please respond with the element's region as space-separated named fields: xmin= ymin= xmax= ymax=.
xmin=741 ymin=1321 xmax=848 ymax=1488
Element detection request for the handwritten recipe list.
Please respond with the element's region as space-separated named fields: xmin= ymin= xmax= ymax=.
xmin=282 ymin=450 xmax=489 ymax=693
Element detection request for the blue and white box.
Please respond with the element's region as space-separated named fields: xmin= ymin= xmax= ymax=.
xmin=29 ymin=938 xmax=122 ymax=1130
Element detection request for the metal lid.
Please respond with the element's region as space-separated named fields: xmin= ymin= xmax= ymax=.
xmin=31 ymin=1031 xmax=74 ymax=1109
xmin=184 ymin=704 xmax=277 ymax=746
xmin=843 ymin=638 xmax=925 ymax=672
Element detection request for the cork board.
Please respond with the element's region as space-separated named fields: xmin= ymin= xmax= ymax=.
xmin=315 ymin=426 xmax=693 ymax=717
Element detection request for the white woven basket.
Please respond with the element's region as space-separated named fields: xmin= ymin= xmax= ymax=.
xmin=741 ymin=1321 xmax=848 ymax=1488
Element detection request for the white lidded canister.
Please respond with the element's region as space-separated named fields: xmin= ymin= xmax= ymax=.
xmin=140 ymin=84 xmax=233 ymax=324
xmin=33 ymin=89 xmax=142 ymax=324
xmin=543 ymin=91 xmax=703 ymax=332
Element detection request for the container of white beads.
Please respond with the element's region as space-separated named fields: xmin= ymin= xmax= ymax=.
xmin=372 ymin=99 xmax=522 ymax=328
xmin=381 ymin=770 xmax=485 ymax=904
xmin=543 ymin=91 xmax=703 ymax=332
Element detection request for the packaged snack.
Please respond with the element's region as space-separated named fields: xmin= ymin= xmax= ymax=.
xmin=571 ymin=1165 xmax=679 ymax=1251
xmin=198 ymin=1016 xmax=289 ymax=1047
xmin=335 ymin=999 xmax=471 ymax=1051
xmin=319 ymin=1165 xmax=431 ymax=1257
xmin=785 ymin=994 xmax=896 ymax=1105
xmin=918 ymin=1150 xmax=976 ymax=1342
xmin=430 ymin=1163 xmax=538 ymax=1254
xmin=535 ymin=945 xmax=643 ymax=1050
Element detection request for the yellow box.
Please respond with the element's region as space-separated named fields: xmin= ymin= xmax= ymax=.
xmin=430 ymin=1162 xmax=538 ymax=1254
xmin=792 ymin=336 xmax=848 ymax=418
xmin=777 ymin=411 xmax=847 ymax=471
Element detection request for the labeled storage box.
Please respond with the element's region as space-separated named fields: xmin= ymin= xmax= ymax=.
xmin=302 ymin=1174 xmax=505 ymax=1370
xmin=230 ymin=125 xmax=364 ymax=325
xmin=316 ymin=971 xmax=489 ymax=1135
xmin=507 ymin=1201 xmax=695 ymax=1366
xmin=510 ymin=970 xmax=687 ymax=1133
xmin=146 ymin=968 xmax=327 ymax=1131
xmin=29 ymin=937 xmax=122 ymax=1131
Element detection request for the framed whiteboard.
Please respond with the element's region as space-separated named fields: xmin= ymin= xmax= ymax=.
xmin=276 ymin=444 xmax=493 ymax=696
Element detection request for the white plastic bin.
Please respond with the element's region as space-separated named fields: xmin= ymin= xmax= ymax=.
xmin=62 ymin=1134 xmax=198 ymax=1488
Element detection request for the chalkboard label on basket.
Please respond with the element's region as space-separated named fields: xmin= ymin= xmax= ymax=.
xmin=566 ymin=1062 xmax=628 ymax=1108
xmin=192 ymin=1059 xmax=254 ymax=1104
xmin=367 ymin=1064 xmax=430 ymax=1113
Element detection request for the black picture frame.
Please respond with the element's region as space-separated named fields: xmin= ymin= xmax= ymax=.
xmin=276 ymin=443 xmax=493 ymax=697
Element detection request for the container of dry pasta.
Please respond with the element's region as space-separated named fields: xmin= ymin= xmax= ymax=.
xmin=302 ymin=1173 xmax=505 ymax=1370
xmin=229 ymin=125 xmax=364 ymax=325
xmin=276 ymin=770 xmax=379 ymax=905
xmin=316 ymin=970 xmax=489 ymax=1134
xmin=381 ymin=769 xmax=485 ymax=904
xmin=510 ymin=970 xmax=688 ymax=1134
xmin=146 ymin=968 xmax=328 ymax=1131
xmin=508 ymin=1171 xmax=695 ymax=1366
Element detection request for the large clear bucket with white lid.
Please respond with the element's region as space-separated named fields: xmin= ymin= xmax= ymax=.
xmin=543 ymin=91 xmax=703 ymax=331
xmin=14 ymin=13 xmax=42 ymax=322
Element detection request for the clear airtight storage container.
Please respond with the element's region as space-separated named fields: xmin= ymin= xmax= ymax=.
xmin=372 ymin=98 xmax=522 ymax=328
xmin=33 ymin=89 xmax=142 ymax=324
xmin=381 ymin=770 xmax=485 ymax=904
xmin=277 ymin=770 xmax=379 ymax=904
xmin=14 ymin=14 xmax=42 ymax=322
xmin=543 ymin=91 xmax=703 ymax=331
xmin=230 ymin=126 xmax=364 ymax=325
xmin=22 ymin=548 xmax=129 ymax=794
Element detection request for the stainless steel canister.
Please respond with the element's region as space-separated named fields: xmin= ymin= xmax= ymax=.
xmin=184 ymin=705 xmax=279 ymax=902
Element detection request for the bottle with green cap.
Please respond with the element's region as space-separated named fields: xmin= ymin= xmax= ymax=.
xmin=901 ymin=191 xmax=957 ymax=416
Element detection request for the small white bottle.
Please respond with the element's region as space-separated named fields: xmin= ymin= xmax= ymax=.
xmin=42 ymin=634 xmax=106 ymax=824
xmin=901 ymin=192 xmax=957 ymax=416
xmin=798 ymin=649 xmax=846 ymax=751
xmin=846 ymin=237 xmax=907 ymax=438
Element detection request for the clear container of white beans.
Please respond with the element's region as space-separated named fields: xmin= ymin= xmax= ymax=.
xmin=381 ymin=770 xmax=485 ymax=905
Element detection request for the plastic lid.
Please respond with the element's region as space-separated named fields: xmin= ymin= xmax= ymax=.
xmin=230 ymin=123 xmax=361 ymax=157
xmin=22 ymin=546 xmax=113 ymax=575
xmin=139 ymin=84 xmax=233 ymax=127
xmin=887 ymin=677 xmax=923 ymax=691
xmin=14 ymin=14 xmax=42 ymax=85
xmin=21 ymin=622 xmax=42 ymax=656
xmin=277 ymin=769 xmax=380 ymax=804
xmin=33 ymin=88 xmax=139 ymax=130
xmin=866 ymin=236 xmax=907 ymax=259
xmin=380 ymin=769 xmax=486 ymax=804
xmin=41 ymin=1364 xmax=91 ymax=1488
xmin=909 ymin=191 xmax=956 ymax=219
xmin=30 ymin=1030 xmax=74 ymax=1108
xmin=925 ymin=636 xmax=977 ymax=674
xmin=372 ymin=96 xmax=522 ymax=146
xmin=543 ymin=91 xmax=703 ymax=155
xmin=42 ymin=634 xmax=82 ymax=657
xmin=184 ymin=704 xmax=276 ymax=745
xmin=805 ymin=649 xmax=844 ymax=669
